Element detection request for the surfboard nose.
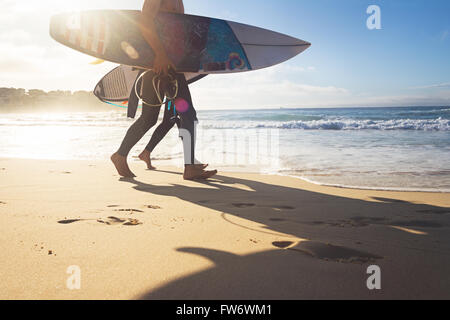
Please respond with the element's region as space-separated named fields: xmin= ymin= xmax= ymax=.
xmin=227 ymin=21 xmax=311 ymax=70
xmin=228 ymin=21 xmax=310 ymax=47
xmin=303 ymin=40 xmax=312 ymax=48
xmin=295 ymin=39 xmax=312 ymax=54
xmin=294 ymin=39 xmax=311 ymax=52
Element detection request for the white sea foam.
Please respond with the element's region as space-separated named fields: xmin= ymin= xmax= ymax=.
xmin=201 ymin=118 xmax=450 ymax=131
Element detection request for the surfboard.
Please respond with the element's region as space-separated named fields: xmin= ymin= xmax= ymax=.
xmin=93 ymin=65 xmax=206 ymax=103
xmin=50 ymin=10 xmax=311 ymax=73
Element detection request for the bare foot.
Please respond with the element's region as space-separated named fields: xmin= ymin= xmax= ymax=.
xmin=183 ymin=165 xmax=217 ymax=180
xmin=194 ymin=159 xmax=209 ymax=170
xmin=139 ymin=150 xmax=156 ymax=170
xmin=111 ymin=153 xmax=136 ymax=178
xmin=194 ymin=163 xmax=209 ymax=170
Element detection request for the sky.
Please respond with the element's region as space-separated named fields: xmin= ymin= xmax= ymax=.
xmin=0 ymin=0 xmax=449 ymax=109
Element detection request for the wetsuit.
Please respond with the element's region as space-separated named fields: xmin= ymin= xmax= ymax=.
xmin=145 ymin=100 xmax=179 ymax=153
xmin=117 ymin=70 xmax=198 ymax=165
xmin=126 ymin=72 xmax=207 ymax=157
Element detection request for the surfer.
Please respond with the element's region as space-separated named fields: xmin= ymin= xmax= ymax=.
xmin=111 ymin=0 xmax=217 ymax=180
xmin=126 ymin=70 xmax=208 ymax=171
xmin=138 ymin=101 xmax=208 ymax=171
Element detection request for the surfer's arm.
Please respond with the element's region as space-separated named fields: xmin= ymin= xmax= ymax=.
xmin=140 ymin=0 xmax=175 ymax=74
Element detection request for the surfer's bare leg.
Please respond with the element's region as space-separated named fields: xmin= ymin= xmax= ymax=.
xmin=111 ymin=153 xmax=136 ymax=178
xmin=138 ymin=149 xmax=156 ymax=170
xmin=140 ymin=101 xmax=176 ymax=170
xmin=114 ymin=107 xmax=160 ymax=177
xmin=114 ymin=71 xmax=163 ymax=177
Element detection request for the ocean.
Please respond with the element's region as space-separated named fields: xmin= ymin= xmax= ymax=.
xmin=1 ymin=106 xmax=449 ymax=192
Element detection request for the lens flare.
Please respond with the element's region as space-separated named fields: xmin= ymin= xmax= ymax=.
xmin=174 ymin=98 xmax=189 ymax=113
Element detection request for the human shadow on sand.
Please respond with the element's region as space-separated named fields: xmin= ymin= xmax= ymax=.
xmin=121 ymin=171 xmax=450 ymax=299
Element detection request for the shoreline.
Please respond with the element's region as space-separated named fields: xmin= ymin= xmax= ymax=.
xmin=2 ymin=157 xmax=449 ymax=194
xmin=283 ymin=173 xmax=450 ymax=194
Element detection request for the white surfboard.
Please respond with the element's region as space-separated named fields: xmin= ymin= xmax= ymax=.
xmin=93 ymin=65 xmax=206 ymax=102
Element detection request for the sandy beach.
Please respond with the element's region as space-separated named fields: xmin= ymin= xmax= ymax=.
xmin=0 ymin=157 xmax=448 ymax=300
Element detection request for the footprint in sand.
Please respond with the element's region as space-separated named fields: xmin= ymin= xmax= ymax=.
xmin=113 ymin=209 xmax=145 ymax=214
xmin=58 ymin=219 xmax=84 ymax=224
xmin=97 ymin=216 xmax=127 ymax=225
xmin=309 ymin=217 xmax=444 ymax=229
xmin=97 ymin=216 xmax=142 ymax=226
xmin=304 ymin=217 xmax=388 ymax=228
xmin=272 ymin=241 xmax=295 ymax=249
xmin=269 ymin=218 xmax=286 ymax=222
xmin=417 ymin=209 xmax=450 ymax=215
xmin=146 ymin=205 xmax=162 ymax=210
xmin=232 ymin=203 xmax=256 ymax=208
xmin=273 ymin=241 xmax=382 ymax=264
xmin=123 ymin=219 xmax=142 ymax=226
xmin=307 ymin=219 xmax=370 ymax=228
xmin=268 ymin=205 xmax=295 ymax=211
xmin=232 ymin=203 xmax=295 ymax=211
xmin=58 ymin=216 xmax=142 ymax=226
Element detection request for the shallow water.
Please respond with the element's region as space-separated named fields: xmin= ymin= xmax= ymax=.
xmin=1 ymin=106 xmax=449 ymax=192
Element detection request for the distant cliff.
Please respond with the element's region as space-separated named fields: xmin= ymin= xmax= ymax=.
xmin=0 ymin=88 xmax=112 ymax=112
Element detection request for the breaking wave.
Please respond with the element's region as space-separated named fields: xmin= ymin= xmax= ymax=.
xmin=201 ymin=117 xmax=450 ymax=131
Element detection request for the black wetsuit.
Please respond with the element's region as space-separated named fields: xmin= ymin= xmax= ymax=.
xmin=145 ymin=100 xmax=179 ymax=153
xmin=117 ymin=70 xmax=198 ymax=164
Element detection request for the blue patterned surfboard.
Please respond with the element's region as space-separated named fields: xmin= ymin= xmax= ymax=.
xmin=50 ymin=10 xmax=310 ymax=73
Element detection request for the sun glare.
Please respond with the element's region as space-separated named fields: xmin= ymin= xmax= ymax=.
xmin=39 ymin=0 xmax=96 ymax=14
